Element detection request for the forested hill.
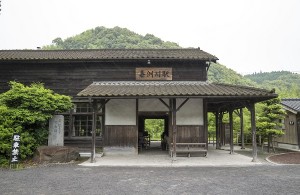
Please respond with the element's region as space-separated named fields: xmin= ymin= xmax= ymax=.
xmin=43 ymin=26 xmax=256 ymax=85
xmin=208 ymin=63 xmax=257 ymax=86
xmin=245 ymin=71 xmax=300 ymax=97
xmin=43 ymin=26 xmax=180 ymax=49
xmin=42 ymin=26 xmax=299 ymax=98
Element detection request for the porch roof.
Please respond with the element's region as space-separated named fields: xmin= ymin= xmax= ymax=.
xmin=282 ymin=98 xmax=300 ymax=114
xmin=77 ymin=81 xmax=277 ymax=101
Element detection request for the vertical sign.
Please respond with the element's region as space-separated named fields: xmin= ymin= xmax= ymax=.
xmin=10 ymin=133 xmax=20 ymax=164
xmin=136 ymin=68 xmax=172 ymax=80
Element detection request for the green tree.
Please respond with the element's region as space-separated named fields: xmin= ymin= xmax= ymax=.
xmin=144 ymin=119 xmax=164 ymax=140
xmin=0 ymin=82 xmax=73 ymax=165
xmin=245 ymin=71 xmax=300 ymax=98
xmin=256 ymin=98 xmax=285 ymax=152
xmin=208 ymin=63 xmax=257 ymax=86
xmin=43 ymin=26 xmax=180 ymax=50
xmin=52 ymin=37 xmax=63 ymax=47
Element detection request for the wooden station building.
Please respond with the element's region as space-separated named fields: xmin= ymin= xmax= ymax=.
xmin=275 ymin=98 xmax=300 ymax=150
xmin=0 ymin=48 xmax=277 ymax=161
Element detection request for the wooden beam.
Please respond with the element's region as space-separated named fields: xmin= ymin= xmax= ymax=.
xmin=160 ymin=97 xmax=189 ymax=113
xmin=218 ymin=111 xmax=224 ymax=148
xmin=68 ymin=109 xmax=73 ymax=139
xmin=172 ymin=98 xmax=177 ymax=160
xmin=102 ymin=100 xmax=106 ymax=147
xmin=159 ymin=98 xmax=171 ymax=110
xmin=203 ymin=99 xmax=208 ymax=151
xmin=248 ymin=103 xmax=258 ymax=162
xmin=136 ymin=99 xmax=139 ymax=152
xmin=91 ymin=100 xmax=97 ymax=163
xmin=229 ymin=108 xmax=234 ymax=154
xmin=99 ymin=99 xmax=110 ymax=111
xmin=176 ymin=98 xmax=189 ymax=112
xmin=240 ymin=108 xmax=245 ymax=149
xmin=215 ymin=111 xmax=219 ymax=149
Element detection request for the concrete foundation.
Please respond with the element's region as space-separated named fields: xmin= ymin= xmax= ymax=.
xmin=278 ymin=143 xmax=299 ymax=150
xmin=103 ymin=147 xmax=137 ymax=156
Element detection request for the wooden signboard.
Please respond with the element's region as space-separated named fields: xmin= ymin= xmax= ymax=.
xmin=136 ymin=68 xmax=172 ymax=81
xmin=10 ymin=133 xmax=20 ymax=166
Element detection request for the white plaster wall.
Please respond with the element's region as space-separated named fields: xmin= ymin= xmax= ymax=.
xmin=105 ymin=99 xmax=136 ymax=125
xmin=139 ymin=99 xmax=169 ymax=112
xmin=177 ymin=98 xmax=203 ymax=125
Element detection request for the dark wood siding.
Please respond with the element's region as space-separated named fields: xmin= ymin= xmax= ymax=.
xmin=275 ymin=112 xmax=298 ymax=145
xmin=104 ymin=125 xmax=137 ymax=147
xmin=168 ymin=125 xmax=205 ymax=143
xmin=0 ymin=60 xmax=207 ymax=96
xmin=64 ymin=137 xmax=102 ymax=152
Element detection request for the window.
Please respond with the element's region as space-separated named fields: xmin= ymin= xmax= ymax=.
xmin=279 ymin=118 xmax=285 ymax=130
xmin=64 ymin=102 xmax=103 ymax=137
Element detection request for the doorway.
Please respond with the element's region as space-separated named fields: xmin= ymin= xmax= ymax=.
xmin=138 ymin=112 xmax=169 ymax=154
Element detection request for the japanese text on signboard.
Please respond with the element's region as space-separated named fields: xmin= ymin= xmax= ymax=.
xmin=136 ymin=68 xmax=172 ymax=80
xmin=10 ymin=133 xmax=20 ymax=164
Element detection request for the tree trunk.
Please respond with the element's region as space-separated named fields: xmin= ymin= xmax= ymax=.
xmin=271 ymin=135 xmax=276 ymax=153
xmin=267 ymin=135 xmax=270 ymax=153
xmin=259 ymin=135 xmax=262 ymax=146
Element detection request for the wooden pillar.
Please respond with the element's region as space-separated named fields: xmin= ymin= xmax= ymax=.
xmin=216 ymin=110 xmax=222 ymax=149
xmin=249 ymin=103 xmax=257 ymax=162
xmin=172 ymin=98 xmax=177 ymax=160
xmin=91 ymin=100 xmax=97 ymax=163
xmin=218 ymin=112 xmax=223 ymax=148
xmin=203 ymin=100 xmax=208 ymax=150
xmin=68 ymin=109 xmax=73 ymax=138
xmin=229 ymin=109 xmax=234 ymax=154
xmin=102 ymin=99 xmax=106 ymax=147
xmin=136 ymin=99 xmax=139 ymax=151
xmin=297 ymin=119 xmax=300 ymax=149
xmin=240 ymin=108 xmax=245 ymax=149
xmin=215 ymin=111 xmax=219 ymax=149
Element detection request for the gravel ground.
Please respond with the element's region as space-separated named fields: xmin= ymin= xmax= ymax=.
xmin=1 ymin=164 xmax=300 ymax=195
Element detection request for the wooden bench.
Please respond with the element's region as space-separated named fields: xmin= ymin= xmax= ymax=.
xmin=169 ymin=143 xmax=207 ymax=157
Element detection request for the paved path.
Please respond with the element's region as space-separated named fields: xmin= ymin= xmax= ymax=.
xmin=80 ymin=145 xmax=266 ymax=167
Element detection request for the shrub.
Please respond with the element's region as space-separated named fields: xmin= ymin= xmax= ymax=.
xmin=0 ymin=82 xmax=73 ymax=165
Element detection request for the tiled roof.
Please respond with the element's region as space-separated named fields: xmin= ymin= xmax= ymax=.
xmin=77 ymin=81 xmax=277 ymax=99
xmin=0 ymin=49 xmax=218 ymax=61
xmin=282 ymin=98 xmax=300 ymax=113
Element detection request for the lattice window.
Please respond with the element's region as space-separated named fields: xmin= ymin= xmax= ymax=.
xmin=64 ymin=102 xmax=103 ymax=137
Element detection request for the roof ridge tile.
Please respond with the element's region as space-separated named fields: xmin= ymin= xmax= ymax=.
xmin=0 ymin=49 xmax=218 ymax=61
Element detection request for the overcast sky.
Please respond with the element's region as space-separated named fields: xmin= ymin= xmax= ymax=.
xmin=0 ymin=0 xmax=299 ymax=74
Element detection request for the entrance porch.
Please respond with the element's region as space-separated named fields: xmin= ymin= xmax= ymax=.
xmin=79 ymin=144 xmax=264 ymax=167
xmin=74 ymin=81 xmax=277 ymax=163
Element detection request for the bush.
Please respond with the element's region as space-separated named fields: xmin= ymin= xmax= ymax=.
xmin=0 ymin=82 xmax=73 ymax=165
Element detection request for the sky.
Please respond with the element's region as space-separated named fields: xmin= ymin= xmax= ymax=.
xmin=0 ymin=0 xmax=299 ymax=75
